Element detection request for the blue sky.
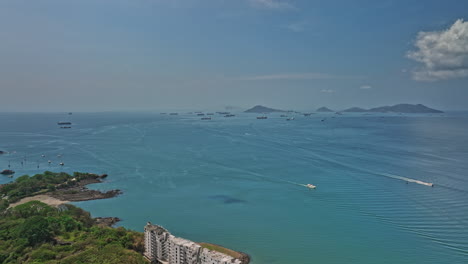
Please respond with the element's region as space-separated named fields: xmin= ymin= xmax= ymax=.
xmin=0 ymin=0 xmax=467 ymax=111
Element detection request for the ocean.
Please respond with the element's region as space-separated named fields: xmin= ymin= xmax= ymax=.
xmin=1 ymin=111 xmax=467 ymax=264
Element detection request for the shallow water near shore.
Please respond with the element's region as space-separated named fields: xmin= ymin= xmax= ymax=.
xmin=1 ymin=111 xmax=468 ymax=264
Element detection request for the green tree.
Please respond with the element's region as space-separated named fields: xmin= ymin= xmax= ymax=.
xmin=17 ymin=216 xmax=53 ymax=246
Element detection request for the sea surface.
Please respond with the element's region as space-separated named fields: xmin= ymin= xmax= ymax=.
xmin=1 ymin=111 xmax=468 ymax=264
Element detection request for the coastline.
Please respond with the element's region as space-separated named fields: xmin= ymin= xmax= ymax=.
xmin=5 ymin=172 xmax=123 ymax=227
xmin=2 ymin=171 xmax=249 ymax=263
xmin=48 ymin=173 xmax=123 ymax=202
xmin=8 ymin=194 xmax=69 ymax=208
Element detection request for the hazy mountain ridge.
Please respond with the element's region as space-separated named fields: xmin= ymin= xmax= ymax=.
xmin=244 ymin=105 xmax=287 ymax=113
xmin=343 ymin=104 xmax=443 ymax=113
xmin=245 ymin=104 xmax=443 ymax=114
xmin=316 ymin=107 xmax=334 ymax=112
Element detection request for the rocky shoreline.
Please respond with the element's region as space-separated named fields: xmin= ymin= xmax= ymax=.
xmin=94 ymin=216 xmax=122 ymax=227
xmin=49 ymin=173 xmax=122 ymax=202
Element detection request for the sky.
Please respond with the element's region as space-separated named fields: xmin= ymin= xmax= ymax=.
xmin=0 ymin=0 xmax=467 ymax=112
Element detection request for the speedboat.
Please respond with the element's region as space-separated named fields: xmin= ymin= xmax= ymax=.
xmin=306 ymin=184 xmax=316 ymax=189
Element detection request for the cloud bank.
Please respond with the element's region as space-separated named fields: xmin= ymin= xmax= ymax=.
xmin=407 ymin=19 xmax=468 ymax=81
xmin=320 ymin=89 xmax=334 ymax=93
xmin=238 ymin=72 xmax=351 ymax=81
xmin=248 ymin=0 xmax=295 ymax=10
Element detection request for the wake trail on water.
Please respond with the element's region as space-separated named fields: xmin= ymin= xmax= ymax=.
xmin=307 ymin=149 xmax=468 ymax=194
xmin=208 ymin=160 xmax=310 ymax=189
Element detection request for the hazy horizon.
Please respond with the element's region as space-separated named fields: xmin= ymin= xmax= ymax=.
xmin=1 ymin=0 xmax=467 ymax=112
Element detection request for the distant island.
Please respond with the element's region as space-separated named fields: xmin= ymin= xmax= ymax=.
xmin=244 ymin=105 xmax=286 ymax=113
xmin=316 ymin=107 xmax=334 ymax=112
xmin=342 ymin=107 xmax=367 ymax=112
xmin=341 ymin=104 xmax=443 ymax=113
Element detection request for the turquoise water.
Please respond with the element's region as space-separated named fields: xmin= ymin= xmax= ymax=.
xmin=1 ymin=112 xmax=468 ymax=264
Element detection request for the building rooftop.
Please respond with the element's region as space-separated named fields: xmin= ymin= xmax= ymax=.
xmin=202 ymin=248 xmax=240 ymax=262
xmin=145 ymin=222 xmax=169 ymax=234
xmin=171 ymin=237 xmax=201 ymax=249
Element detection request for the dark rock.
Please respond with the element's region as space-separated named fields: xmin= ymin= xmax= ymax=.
xmin=0 ymin=170 xmax=15 ymax=175
xmin=95 ymin=217 xmax=121 ymax=227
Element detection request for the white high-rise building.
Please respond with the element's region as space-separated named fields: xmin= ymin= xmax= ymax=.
xmin=144 ymin=222 xmax=171 ymax=263
xmin=144 ymin=222 xmax=243 ymax=264
xmin=168 ymin=236 xmax=201 ymax=264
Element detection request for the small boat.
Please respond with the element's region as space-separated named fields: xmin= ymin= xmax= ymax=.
xmin=286 ymin=117 xmax=295 ymax=121
xmin=1 ymin=169 xmax=15 ymax=175
xmin=303 ymin=113 xmax=312 ymax=116
xmin=280 ymin=115 xmax=288 ymax=117
xmin=224 ymin=114 xmax=235 ymax=117
xmin=60 ymin=126 xmax=72 ymax=129
xmin=306 ymin=184 xmax=316 ymax=189
xmin=257 ymin=116 xmax=268 ymax=119
xmin=57 ymin=122 xmax=72 ymax=125
xmin=201 ymin=117 xmax=211 ymax=120
xmin=41 ymin=154 xmax=45 ymax=157
xmin=48 ymin=160 xmax=52 ymax=164
xmin=197 ymin=113 xmax=205 ymax=116
xmin=59 ymin=162 xmax=64 ymax=166
xmin=169 ymin=113 xmax=178 ymax=115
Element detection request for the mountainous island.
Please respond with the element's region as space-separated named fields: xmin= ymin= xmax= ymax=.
xmin=316 ymin=107 xmax=334 ymax=112
xmin=342 ymin=104 xmax=443 ymax=113
xmin=342 ymin=107 xmax=368 ymax=112
xmin=244 ymin=104 xmax=442 ymax=114
xmin=244 ymin=105 xmax=286 ymax=113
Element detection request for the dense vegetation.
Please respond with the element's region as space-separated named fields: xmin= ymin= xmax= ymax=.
xmin=0 ymin=172 xmax=148 ymax=264
xmin=0 ymin=201 xmax=147 ymax=264
xmin=0 ymin=171 xmax=101 ymax=208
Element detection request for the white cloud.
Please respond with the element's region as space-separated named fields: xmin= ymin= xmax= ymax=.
xmin=238 ymin=72 xmax=352 ymax=81
xmin=360 ymin=85 xmax=372 ymax=89
xmin=321 ymin=89 xmax=334 ymax=93
xmin=248 ymin=0 xmax=295 ymax=10
xmin=285 ymin=21 xmax=307 ymax=32
xmin=407 ymin=19 xmax=468 ymax=81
